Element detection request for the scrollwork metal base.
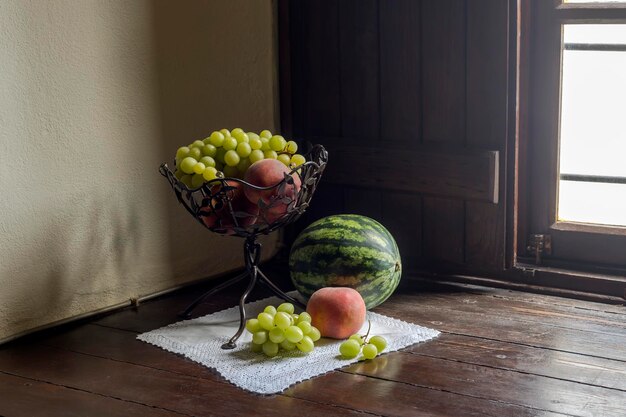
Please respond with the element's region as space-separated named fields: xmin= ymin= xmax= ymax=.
xmin=179 ymin=236 xmax=306 ymax=349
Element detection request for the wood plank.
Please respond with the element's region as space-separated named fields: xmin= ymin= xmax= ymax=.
xmin=338 ymin=0 xmax=379 ymax=139
xmin=381 ymin=192 xmax=422 ymax=268
xmin=290 ymin=0 xmax=341 ymax=137
xmin=337 ymin=0 xmax=382 ymax=227
xmin=464 ymin=0 xmax=509 ymax=270
xmin=0 ymin=344 xmax=368 ymax=417
xmin=0 ymin=372 xmax=186 ymax=417
xmin=322 ymin=143 xmax=499 ymax=202
xmin=379 ymin=295 xmax=626 ymax=362
xmin=410 ymin=333 xmax=626 ymax=392
xmin=345 ymin=352 xmax=626 ymax=417
xmin=379 ymin=0 xmax=423 ymax=270
xmin=290 ymin=371 xmax=565 ymax=417
xmin=421 ymin=0 xmax=467 ymax=264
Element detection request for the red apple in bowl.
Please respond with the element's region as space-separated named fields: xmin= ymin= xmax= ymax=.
xmin=306 ymin=287 xmax=367 ymax=339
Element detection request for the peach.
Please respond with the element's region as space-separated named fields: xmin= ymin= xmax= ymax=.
xmin=306 ymin=287 xmax=366 ymax=339
xmin=243 ymin=159 xmax=301 ymax=222
xmin=200 ymin=181 xmax=258 ymax=233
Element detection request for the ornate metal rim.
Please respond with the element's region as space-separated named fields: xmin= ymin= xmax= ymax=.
xmin=159 ymin=144 xmax=328 ymax=238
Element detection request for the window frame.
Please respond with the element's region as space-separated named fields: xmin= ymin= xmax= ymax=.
xmin=517 ymin=0 xmax=626 ymax=286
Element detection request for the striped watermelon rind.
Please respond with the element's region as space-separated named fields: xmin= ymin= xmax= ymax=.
xmin=289 ymin=214 xmax=402 ymax=309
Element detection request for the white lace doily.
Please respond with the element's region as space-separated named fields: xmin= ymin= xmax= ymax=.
xmin=137 ymin=292 xmax=439 ymax=394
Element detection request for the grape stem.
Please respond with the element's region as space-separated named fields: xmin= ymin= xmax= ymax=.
xmin=362 ymin=320 xmax=372 ymax=343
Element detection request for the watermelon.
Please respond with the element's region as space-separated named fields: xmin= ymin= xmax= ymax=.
xmin=289 ymin=214 xmax=402 ymax=309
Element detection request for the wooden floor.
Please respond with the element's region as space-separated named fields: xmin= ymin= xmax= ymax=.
xmin=1 ymin=265 xmax=626 ymax=417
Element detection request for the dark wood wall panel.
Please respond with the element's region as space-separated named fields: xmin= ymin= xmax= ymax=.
xmin=464 ymin=1 xmax=510 ymax=271
xmin=283 ymin=0 xmax=509 ymax=277
xmin=287 ymin=0 xmax=345 ymax=241
xmin=290 ymin=0 xmax=341 ymax=138
xmin=337 ymin=0 xmax=384 ymax=226
xmin=421 ymin=1 xmax=467 ymax=265
xmin=379 ymin=0 xmax=423 ymax=266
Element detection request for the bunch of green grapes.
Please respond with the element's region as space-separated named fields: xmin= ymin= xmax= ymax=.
xmin=173 ymin=128 xmax=307 ymax=189
xmin=245 ymin=302 xmax=321 ymax=357
xmin=339 ymin=321 xmax=387 ymax=360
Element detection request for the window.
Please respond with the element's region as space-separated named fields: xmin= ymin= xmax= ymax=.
xmin=521 ymin=0 xmax=626 ymax=278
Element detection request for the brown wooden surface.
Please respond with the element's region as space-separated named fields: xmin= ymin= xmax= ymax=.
xmin=1 ymin=267 xmax=626 ymax=417
xmin=322 ymin=143 xmax=499 ymax=202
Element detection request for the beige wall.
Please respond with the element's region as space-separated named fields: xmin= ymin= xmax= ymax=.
xmin=0 ymin=0 xmax=279 ymax=343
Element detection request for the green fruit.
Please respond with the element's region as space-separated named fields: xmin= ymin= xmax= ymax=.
xmin=289 ymin=214 xmax=402 ymax=309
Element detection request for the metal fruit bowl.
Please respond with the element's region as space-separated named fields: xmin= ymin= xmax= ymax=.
xmin=159 ymin=144 xmax=328 ymax=238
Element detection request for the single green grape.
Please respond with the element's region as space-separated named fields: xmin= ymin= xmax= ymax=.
xmin=249 ymin=149 xmax=264 ymax=164
xmin=191 ymin=140 xmax=205 ymax=149
xmin=202 ymin=144 xmax=217 ymax=157
xmin=257 ymin=312 xmax=275 ymax=330
xmin=262 ymin=341 xmax=279 ymax=357
xmin=290 ymin=154 xmax=306 ymax=167
xmin=269 ymin=135 xmax=286 ymax=152
xmin=277 ymin=303 xmax=295 ymax=314
xmin=180 ymin=175 xmax=193 ymax=188
xmin=251 ymin=342 xmax=263 ymax=352
xmin=237 ymin=158 xmax=251 ymax=174
xmin=296 ymin=336 xmax=314 ymax=353
xmin=231 ymin=127 xmax=244 ymax=136
xmin=215 ymin=148 xmax=227 ymax=164
xmin=291 ymin=314 xmax=299 ymax=323
xmin=234 ymin=131 xmax=249 ymax=143
xmin=176 ymin=146 xmax=190 ymax=160
xmin=269 ymin=327 xmax=286 ymax=343
xmin=246 ymin=318 xmax=261 ymax=334
xmin=339 ymin=339 xmax=361 ymax=359
xmin=260 ymin=129 xmax=272 ymax=139
xmin=191 ymin=174 xmax=205 ymax=188
xmin=249 ymin=137 xmax=262 ymax=150
xmin=369 ymin=335 xmax=387 ymax=353
xmin=180 ymin=157 xmax=198 ymax=174
xmin=236 ymin=142 xmax=252 ymax=158
xmin=280 ymin=339 xmax=296 ymax=351
xmin=297 ymin=321 xmax=312 ymax=335
xmin=277 ymin=153 xmax=291 ymax=166
xmin=193 ymin=162 xmax=206 ymax=175
xmin=349 ymin=334 xmax=364 ymax=345
xmin=223 ymin=165 xmax=239 ymax=178
xmin=252 ymin=331 xmax=268 ymax=345
xmin=219 ymin=128 xmax=231 ymax=137
xmin=285 ymin=141 xmax=298 ymax=154
xmin=188 ymin=147 xmax=202 ymax=160
xmin=223 ymin=137 xmax=238 ymax=151
xmin=174 ymin=170 xmax=184 ymax=180
xmin=247 ymin=132 xmax=260 ymax=141
xmin=308 ymin=326 xmax=321 ymax=342
xmin=199 ymin=156 xmax=216 ymax=168
xmin=260 ymin=137 xmax=271 ymax=151
xmin=263 ymin=150 xmax=277 ymax=160
xmin=264 ymin=305 xmax=277 ymax=316
xmin=274 ymin=312 xmax=291 ymax=330
xmin=224 ymin=150 xmax=240 ymax=167
xmin=202 ymin=167 xmax=218 ymax=181
xmin=362 ymin=344 xmax=378 ymax=360
xmin=285 ymin=325 xmax=304 ymax=343
xmin=202 ymin=137 xmax=212 ymax=145
xmin=297 ymin=312 xmax=312 ymax=324
xmin=210 ymin=131 xmax=225 ymax=147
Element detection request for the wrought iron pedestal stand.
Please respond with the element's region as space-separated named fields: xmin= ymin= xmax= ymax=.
xmin=179 ymin=236 xmax=306 ymax=349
